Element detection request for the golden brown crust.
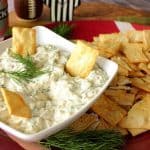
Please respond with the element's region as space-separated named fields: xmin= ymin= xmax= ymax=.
xmin=12 ymin=27 xmax=36 ymax=57
xmin=92 ymin=95 xmax=127 ymax=126
xmin=0 ymin=88 xmax=31 ymax=118
xmin=66 ymin=40 xmax=99 ymax=78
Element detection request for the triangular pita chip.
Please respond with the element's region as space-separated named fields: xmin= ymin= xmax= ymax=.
xmin=119 ymin=94 xmax=150 ymax=129
xmin=0 ymin=88 xmax=31 ymax=118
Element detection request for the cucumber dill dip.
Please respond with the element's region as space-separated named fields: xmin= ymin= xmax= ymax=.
xmin=0 ymin=44 xmax=108 ymax=134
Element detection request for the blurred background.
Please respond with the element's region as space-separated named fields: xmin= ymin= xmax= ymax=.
xmin=82 ymin=0 xmax=150 ymax=11
xmin=8 ymin=0 xmax=150 ymax=12
xmin=7 ymin=0 xmax=150 ymax=27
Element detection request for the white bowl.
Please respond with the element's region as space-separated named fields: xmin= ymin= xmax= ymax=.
xmin=0 ymin=26 xmax=118 ymax=142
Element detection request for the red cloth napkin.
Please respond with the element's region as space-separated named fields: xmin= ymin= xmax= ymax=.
xmin=0 ymin=20 xmax=150 ymax=150
xmin=0 ymin=130 xmax=24 ymax=150
xmin=45 ymin=20 xmax=150 ymax=41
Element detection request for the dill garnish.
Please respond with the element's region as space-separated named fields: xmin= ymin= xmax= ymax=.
xmin=40 ymin=129 xmax=125 ymax=150
xmin=0 ymin=53 xmax=45 ymax=82
xmin=52 ymin=24 xmax=74 ymax=38
xmin=12 ymin=53 xmax=37 ymax=71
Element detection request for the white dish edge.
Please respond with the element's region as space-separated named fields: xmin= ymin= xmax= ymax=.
xmin=0 ymin=26 xmax=118 ymax=142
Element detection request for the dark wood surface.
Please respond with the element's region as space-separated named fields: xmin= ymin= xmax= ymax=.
xmin=9 ymin=2 xmax=150 ymax=27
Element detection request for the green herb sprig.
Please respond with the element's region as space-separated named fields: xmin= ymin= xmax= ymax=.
xmin=52 ymin=24 xmax=74 ymax=38
xmin=0 ymin=53 xmax=44 ymax=82
xmin=40 ymin=129 xmax=125 ymax=150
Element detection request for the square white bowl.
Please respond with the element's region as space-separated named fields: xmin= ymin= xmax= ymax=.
xmin=0 ymin=26 xmax=118 ymax=142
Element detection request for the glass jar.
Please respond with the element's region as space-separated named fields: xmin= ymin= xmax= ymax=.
xmin=14 ymin=0 xmax=43 ymax=21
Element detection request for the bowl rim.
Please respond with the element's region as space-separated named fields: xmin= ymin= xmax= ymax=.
xmin=0 ymin=26 xmax=118 ymax=141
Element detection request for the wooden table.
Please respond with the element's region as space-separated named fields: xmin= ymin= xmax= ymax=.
xmin=9 ymin=2 xmax=150 ymax=27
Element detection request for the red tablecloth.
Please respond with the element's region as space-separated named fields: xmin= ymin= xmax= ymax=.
xmin=1 ymin=20 xmax=150 ymax=150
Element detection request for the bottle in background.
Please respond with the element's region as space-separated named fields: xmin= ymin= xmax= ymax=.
xmin=0 ymin=0 xmax=8 ymax=41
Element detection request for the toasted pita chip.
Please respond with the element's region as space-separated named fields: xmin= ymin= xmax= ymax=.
xmin=128 ymin=128 xmax=147 ymax=136
xmin=91 ymin=30 xmax=150 ymax=136
xmin=122 ymin=43 xmax=148 ymax=63
xmin=96 ymin=118 xmax=111 ymax=130
xmin=98 ymin=51 xmax=113 ymax=58
xmin=142 ymin=75 xmax=150 ymax=83
xmin=0 ymin=88 xmax=31 ymax=118
xmin=92 ymin=95 xmax=127 ymax=126
xmin=111 ymin=56 xmax=132 ymax=71
xmin=126 ymin=30 xmax=143 ymax=43
xmin=117 ymin=75 xmax=131 ymax=86
xmin=131 ymin=78 xmax=150 ymax=92
xmin=97 ymin=41 xmax=121 ymax=56
xmin=122 ymin=105 xmax=132 ymax=112
xmin=105 ymin=89 xmax=135 ymax=106
xmin=148 ymin=63 xmax=150 ymax=69
xmin=118 ymin=66 xmax=129 ymax=76
xmin=91 ymin=43 xmax=112 ymax=58
xmin=96 ymin=118 xmax=128 ymax=135
xmin=119 ymin=94 xmax=150 ymax=129
xmin=138 ymin=63 xmax=150 ymax=75
xmin=69 ymin=113 xmax=99 ymax=132
xmin=135 ymin=90 xmax=147 ymax=101
xmin=86 ymin=119 xmax=100 ymax=131
xmin=114 ymin=126 xmax=128 ymax=135
xmin=144 ymin=50 xmax=150 ymax=60
xmin=110 ymin=75 xmax=119 ymax=86
xmin=143 ymin=30 xmax=150 ymax=49
xmin=93 ymin=34 xmax=122 ymax=56
xmin=66 ymin=40 xmax=99 ymax=78
xmin=129 ymin=87 xmax=139 ymax=95
xmin=111 ymin=56 xmax=131 ymax=76
xmin=122 ymin=57 xmax=139 ymax=71
xmin=99 ymin=33 xmax=119 ymax=42
xmin=12 ymin=27 xmax=36 ymax=56
xmin=99 ymin=33 xmax=128 ymax=44
xmin=129 ymin=70 xmax=145 ymax=77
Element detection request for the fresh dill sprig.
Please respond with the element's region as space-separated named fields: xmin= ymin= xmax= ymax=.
xmin=52 ymin=23 xmax=74 ymax=38
xmin=0 ymin=53 xmax=45 ymax=82
xmin=8 ymin=70 xmax=44 ymax=82
xmin=11 ymin=53 xmax=37 ymax=71
xmin=40 ymin=129 xmax=125 ymax=150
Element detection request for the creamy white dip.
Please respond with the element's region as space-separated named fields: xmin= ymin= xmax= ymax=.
xmin=0 ymin=45 xmax=108 ymax=134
